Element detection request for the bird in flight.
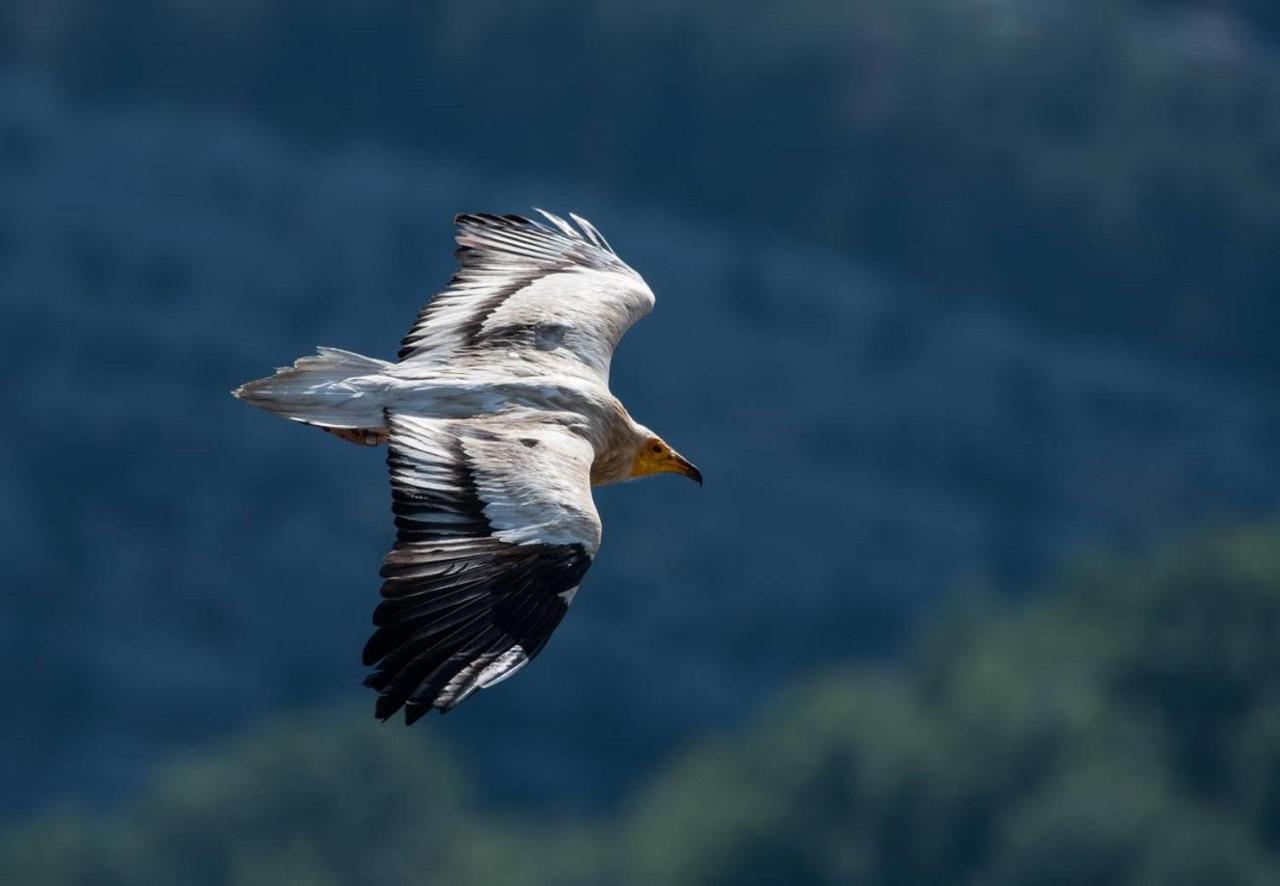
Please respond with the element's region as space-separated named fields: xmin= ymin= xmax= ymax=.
xmin=234 ymin=211 xmax=701 ymax=723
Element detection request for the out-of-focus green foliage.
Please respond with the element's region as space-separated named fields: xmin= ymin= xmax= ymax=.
xmin=0 ymin=713 xmax=475 ymax=886
xmin=5 ymin=528 xmax=1280 ymax=884
xmin=3 ymin=0 xmax=1280 ymax=381
xmin=619 ymin=528 xmax=1280 ymax=884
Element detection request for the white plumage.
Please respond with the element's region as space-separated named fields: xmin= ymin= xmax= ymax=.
xmin=234 ymin=211 xmax=700 ymax=722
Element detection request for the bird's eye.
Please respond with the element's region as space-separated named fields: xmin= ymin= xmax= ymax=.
xmin=651 ymin=444 xmax=663 ymax=454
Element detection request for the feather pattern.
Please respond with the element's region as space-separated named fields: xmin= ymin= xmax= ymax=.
xmin=233 ymin=211 xmax=683 ymax=724
xmin=363 ymin=411 xmax=599 ymax=721
xmin=396 ymin=212 xmax=655 ymax=382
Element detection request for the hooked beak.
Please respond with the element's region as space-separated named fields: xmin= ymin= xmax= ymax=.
xmin=672 ymin=451 xmax=703 ymax=487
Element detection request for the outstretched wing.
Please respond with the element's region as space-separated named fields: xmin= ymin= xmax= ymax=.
xmin=397 ymin=211 xmax=655 ymax=383
xmin=364 ymin=410 xmax=601 ymax=723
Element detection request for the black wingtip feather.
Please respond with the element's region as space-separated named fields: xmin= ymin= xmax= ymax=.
xmin=362 ymin=542 xmax=590 ymax=723
xmin=374 ymin=693 xmax=402 ymax=721
xmin=404 ymin=702 xmax=432 ymax=726
xmin=363 ymin=417 xmax=596 ymax=723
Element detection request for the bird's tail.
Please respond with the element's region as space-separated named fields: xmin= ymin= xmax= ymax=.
xmin=233 ymin=347 xmax=392 ymax=435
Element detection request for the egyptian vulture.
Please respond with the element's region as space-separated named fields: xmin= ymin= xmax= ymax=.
xmin=234 ymin=211 xmax=701 ymax=723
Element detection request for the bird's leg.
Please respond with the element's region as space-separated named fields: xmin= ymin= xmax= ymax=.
xmin=321 ymin=426 xmax=389 ymax=447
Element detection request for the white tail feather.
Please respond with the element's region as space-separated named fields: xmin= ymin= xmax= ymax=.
xmin=233 ymin=347 xmax=391 ymax=430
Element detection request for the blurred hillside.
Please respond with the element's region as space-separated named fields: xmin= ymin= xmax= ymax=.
xmin=4 ymin=0 xmax=1280 ymax=383
xmin=2 ymin=75 xmax=1278 ymax=819
xmin=5 ymin=527 xmax=1279 ymax=885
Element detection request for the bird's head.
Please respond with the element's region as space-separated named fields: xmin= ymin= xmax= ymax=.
xmin=629 ymin=434 xmax=702 ymax=486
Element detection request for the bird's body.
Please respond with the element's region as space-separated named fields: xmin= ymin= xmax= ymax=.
xmin=300 ymin=366 xmax=641 ymax=473
xmin=234 ymin=212 xmax=699 ymax=723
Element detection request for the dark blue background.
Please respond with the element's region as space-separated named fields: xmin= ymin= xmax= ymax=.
xmin=2 ymin=3 xmax=1279 ymax=883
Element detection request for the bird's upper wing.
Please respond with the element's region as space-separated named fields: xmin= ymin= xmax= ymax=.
xmin=397 ymin=211 xmax=655 ymax=383
xmin=363 ymin=409 xmax=601 ymax=723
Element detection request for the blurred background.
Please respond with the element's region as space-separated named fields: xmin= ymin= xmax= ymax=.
xmin=2 ymin=1 xmax=1279 ymax=883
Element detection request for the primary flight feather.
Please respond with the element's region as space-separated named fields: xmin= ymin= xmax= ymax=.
xmin=234 ymin=211 xmax=701 ymax=723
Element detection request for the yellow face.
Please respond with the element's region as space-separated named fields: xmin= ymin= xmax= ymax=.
xmin=629 ymin=436 xmax=703 ymax=485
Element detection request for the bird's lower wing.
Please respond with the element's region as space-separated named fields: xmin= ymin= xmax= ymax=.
xmin=364 ymin=410 xmax=601 ymax=723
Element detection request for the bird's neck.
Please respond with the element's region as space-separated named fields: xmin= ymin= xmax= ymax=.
xmin=589 ymin=408 xmax=645 ymax=486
